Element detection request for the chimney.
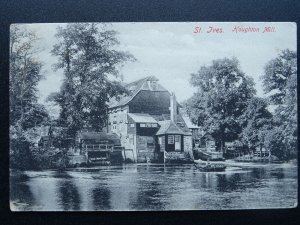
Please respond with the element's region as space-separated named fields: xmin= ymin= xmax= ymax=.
xmin=170 ymin=92 xmax=177 ymax=122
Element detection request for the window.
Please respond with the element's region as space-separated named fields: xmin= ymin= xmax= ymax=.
xmin=175 ymin=135 xmax=181 ymax=151
xmin=150 ymin=81 xmax=157 ymax=90
xmin=159 ymin=137 xmax=163 ymax=145
xmin=130 ymin=123 xmax=135 ymax=128
xmin=139 ymin=123 xmax=157 ymax=128
xmin=168 ymin=135 xmax=174 ymax=144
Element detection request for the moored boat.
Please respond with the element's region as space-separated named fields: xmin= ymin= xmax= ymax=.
xmin=193 ymin=148 xmax=225 ymax=161
xmin=193 ymin=159 xmax=226 ymax=172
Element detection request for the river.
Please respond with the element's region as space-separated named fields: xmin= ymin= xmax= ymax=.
xmin=10 ymin=162 xmax=297 ymax=211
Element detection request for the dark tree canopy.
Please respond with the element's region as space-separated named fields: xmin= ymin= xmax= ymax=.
xmin=186 ymin=57 xmax=256 ymax=151
xmin=49 ymin=23 xmax=134 ymax=137
xmin=261 ymin=49 xmax=297 ymax=159
xmin=239 ymin=97 xmax=273 ymax=149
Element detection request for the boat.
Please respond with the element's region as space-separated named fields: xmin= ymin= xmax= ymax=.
xmin=193 ymin=159 xmax=226 ymax=172
xmin=193 ymin=148 xmax=225 ymax=161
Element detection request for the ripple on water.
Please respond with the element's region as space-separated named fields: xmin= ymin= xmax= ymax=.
xmin=10 ymin=163 xmax=298 ymax=211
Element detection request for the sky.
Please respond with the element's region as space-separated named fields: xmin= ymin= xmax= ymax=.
xmin=23 ymin=22 xmax=297 ymax=104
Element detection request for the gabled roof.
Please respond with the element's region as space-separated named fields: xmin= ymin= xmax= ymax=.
xmin=151 ymin=114 xmax=192 ymax=135
xmin=156 ymin=120 xmax=185 ymax=135
xmin=128 ymin=113 xmax=157 ymax=123
xmin=108 ymin=76 xmax=168 ymax=109
xmin=200 ymin=133 xmax=215 ymax=141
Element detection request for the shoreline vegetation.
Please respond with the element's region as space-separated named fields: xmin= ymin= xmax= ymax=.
xmin=9 ymin=23 xmax=297 ymax=170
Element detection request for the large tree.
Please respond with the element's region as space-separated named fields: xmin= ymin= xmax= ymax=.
xmin=10 ymin=25 xmax=49 ymax=132
xmin=10 ymin=25 xmax=49 ymax=169
xmin=185 ymin=57 xmax=256 ymax=152
xmin=262 ymin=49 xmax=297 ymax=105
xmin=239 ymin=97 xmax=273 ymax=151
xmin=49 ymin=23 xmax=134 ymax=137
xmin=261 ymin=49 xmax=297 ymax=159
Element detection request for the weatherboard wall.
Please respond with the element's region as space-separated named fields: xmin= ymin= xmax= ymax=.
xmin=128 ymin=90 xmax=173 ymax=115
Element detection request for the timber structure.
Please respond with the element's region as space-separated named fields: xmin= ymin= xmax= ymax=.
xmin=108 ymin=76 xmax=193 ymax=163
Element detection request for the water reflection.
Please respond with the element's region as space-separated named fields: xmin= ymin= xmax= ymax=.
xmin=270 ymin=168 xmax=285 ymax=179
xmin=92 ymin=185 xmax=111 ymax=210
xmin=216 ymin=173 xmax=243 ymax=192
xmin=10 ymin=173 xmax=35 ymax=211
xmin=57 ymin=177 xmax=81 ymax=211
xmin=10 ymin=163 xmax=298 ymax=211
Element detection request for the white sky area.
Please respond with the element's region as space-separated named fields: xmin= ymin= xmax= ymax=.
xmin=22 ymin=22 xmax=296 ymax=103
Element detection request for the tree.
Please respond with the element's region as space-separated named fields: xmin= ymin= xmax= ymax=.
xmin=262 ymin=49 xmax=297 ymax=105
xmin=10 ymin=25 xmax=49 ymax=132
xmin=261 ymin=49 xmax=297 ymax=160
xmin=49 ymin=23 xmax=134 ymax=138
xmin=239 ymin=97 xmax=273 ymax=151
xmin=186 ymin=57 xmax=256 ymax=152
xmin=9 ymin=25 xmax=49 ymax=169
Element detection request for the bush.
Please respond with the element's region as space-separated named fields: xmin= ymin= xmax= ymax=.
xmin=10 ymin=136 xmax=68 ymax=170
xmin=10 ymin=137 xmax=32 ymax=170
xmin=264 ymin=127 xmax=288 ymax=160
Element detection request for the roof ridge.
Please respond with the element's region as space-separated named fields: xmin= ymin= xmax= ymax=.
xmin=125 ymin=76 xmax=152 ymax=87
xmin=165 ymin=120 xmax=172 ymax=131
xmin=109 ymin=76 xmax=168 ymax=109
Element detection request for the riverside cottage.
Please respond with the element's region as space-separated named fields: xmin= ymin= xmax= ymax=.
xmin=107 ymin=76 xmax=193 ymax=163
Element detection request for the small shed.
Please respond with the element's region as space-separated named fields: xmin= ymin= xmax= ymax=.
xmin=75 ymin=131 xmax=123 ymax=164
xmin=200 ymin=133 xmax=216 ymax=151
xmin=156 ymin=120 xmax=185 ymax=152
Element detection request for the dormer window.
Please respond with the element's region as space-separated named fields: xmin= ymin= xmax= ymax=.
xmin=148 ymin=80 xmax=157 ymax=90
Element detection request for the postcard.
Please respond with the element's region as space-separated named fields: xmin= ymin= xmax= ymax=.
xmin=9 ymin=22 xmax=297 ymax=211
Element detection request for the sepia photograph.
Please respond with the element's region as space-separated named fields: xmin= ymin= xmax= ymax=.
xmin=9 ymin=22 xmax=297 ymax=211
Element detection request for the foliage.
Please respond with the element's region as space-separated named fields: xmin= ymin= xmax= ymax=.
xmin=10 ymin=25 xmax=49 ymax=132
xmin=261 ymin=49 xmax=297 ymax=159
xmin=239 ymin=97 xmax=273 ymax=150
xmin=9 ymin=25 xmax=50 ymax=169
xmin=49 ymin=23 xmax=134 ymax=138
xmin=185 ymin=57 xmax=256 ymax=151
xmin=264 ymin=127 xmax=287 ymax=160
xmin=262 ymin=49 xmax=297 ymax=105
xmin=10 ymin=134 xmax=32 ymax=169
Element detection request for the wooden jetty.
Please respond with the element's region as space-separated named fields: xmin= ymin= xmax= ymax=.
xmin=233 ymin=148 xmax=279 ymax=163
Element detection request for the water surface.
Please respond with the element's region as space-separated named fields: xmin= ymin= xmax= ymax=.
xmin=10 ymin=162 xmax=297 ymax=211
